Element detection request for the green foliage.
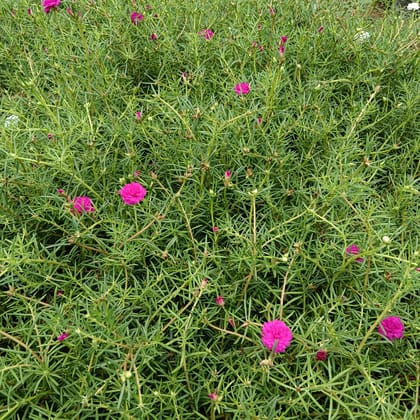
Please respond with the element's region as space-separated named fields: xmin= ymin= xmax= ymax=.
xmin=1 ymin=0 xmax=419 ymax=418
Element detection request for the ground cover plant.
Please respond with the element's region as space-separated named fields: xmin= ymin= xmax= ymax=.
xmin=0 ymin=0 xmax=419 ymax=418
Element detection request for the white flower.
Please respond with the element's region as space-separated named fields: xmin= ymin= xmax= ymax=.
xmin=407 ymin=3 xmax=419 ymax=11
xmin=4 ymin=114 xmax=19 ymax=128
xmin=354 ymin=31 xmax=370 ymax=43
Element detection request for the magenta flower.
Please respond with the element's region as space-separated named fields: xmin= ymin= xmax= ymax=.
xmin=27 ymin=8 xmax=33 ymax=15
xmin=261 ymin=320 xmax=293 ymax=353
xmin=135 ymin=111 xmax=142 ymax=121
xmin=315 ymin=349 xmax=328 ymax=361
xmin=234 ymin=82 xmax=250 ymax=95
xmin=57 ymin=332 xmax=69 ymax=341
xmin=318 ymin=26 xmax=324 ymax=33
xmin=378 ymin=316 xmax=404 ymax=341
xmin=212 ymin=226 xmax=219 ymax=232
xmin=198 ymin=29 xmax=214 ymax=40
xmin=72 ymin=196 xmax=94 ymax=214
xmin=42 ymin=0 xmax=61 ymax=13
xmin=224 ymin=170 xmax=231 ymax=179
xmin=130 ymin=12 xmax=144 ymax=25
xmin=215 ymin=295 xmax=224 ymax=306
xmin=208 ymin=392 xmax=218 ymax=401
xmin=150 ymin=33 xmax=157 ymax=40
xmin=119 ymin=182 xmax=147 ymax=205
xmin=279 ymin=36 xmax=288 ymax=57
xmin=345 ymin=244 xmax=364 ymax=263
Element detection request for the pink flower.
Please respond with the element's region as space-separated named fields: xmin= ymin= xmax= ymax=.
xmin=261 ymin=320 xmax=293 ymax=353
xmin=47 ymin=133 xmax=54 ymax=139
xmin=198 ymin=29 xmax=214 ymax=40
xmin=66 ymin=7 xmax=74 ymax=16
xmin=415 ymin=267 xmax=420 ymax=272
xmin=228 ymin=317 xmax=235 ymax=328
xmin=215 ymin=296 xmax=224 ymax=306
xmin=318 ymin=26 xmax=324 ymax=33
xmin=279 ymin=36 xmax=288 ymax=57
xmin=256 ymin=117 xmax=262 ymax=125
xmin=212 ymin=226 xmax=219 ymax=232
xmin=135 ymin=111 xmax=142 ymax=121
xmin=72 ymin=196 xmax=94 ymax=214
xmin=130 ymin=12 xmax=144 ymax=25
xmin=268 ymin=6 xmax=275 ymax=15
xmin=224 ymin=170 xmax=231 ymax=179
xmin=345 ymin=244 xmax=364 ymax=263
xmin=27 ymin=8 xmax=33 ymax=15
xmin=119 ymin=182 xmax=147 ymax=205
xmin=234 ymin=82 xmax=250 ymax=95
xmin=57 ymin=188 xmax=65 ymax=195
xmin=150 ymin=33 xmax=157 ymax=40
xmin=57 ymin=332 xmax=69 ymax=341
xmin=42 ymin=0 xmax=61 ymax=13
xmin=315 ymin=349 xmax=328 ymax=361
xmin=378 ymin=316 xmax=404 ymax=341
xmin=208 ymin=392 xmax=218 ymax=401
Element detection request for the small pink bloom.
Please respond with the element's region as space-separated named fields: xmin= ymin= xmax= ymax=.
xmin=234 ymin=82 xmax=250 ymax=95
xmin=261 ymin=320 xmax=293 ymax=353
xmin=269 ymin=6 xmax=275 ymax=15
xmin=345 ymin=244 xmax=364 ymax=263
xmin=135 ymin=111 xmax=142 ymax=121
xmin=57 ymin=332 xmax=69 ymax=341
xmin=72 ymin=196 xmax=95 ymax=214
xmin=378 ymin=316 xmax=404 ymax=341
xmin=228 ymin=318 xmax=236 ymax=328
xmin=318 ymin=26 xmax=324 ymax=33
xmin=66 ymin=7 xmax=74 ymax=16
xmin=208 ymin=393 xmax=218 ymax=401
xmin=119 ymin=182 xmax=147 ymax=205
xmin=251 ymin=41 xmax=258 ymax=48
xmin=47 ymin=133 xmax=54 ymax=139
xmin=201 ymin=278 xmax=208 ymax=288
xmin=198 ymin=29 xmax=214 ymax=40
xmin=415 ymin=267 xmax=420 ymax=272
xmin=133 ymin=170 xmax=140 ymax=177
xmin=256 ymin=117 xmax=262 ymax=125
xmin=130 ymin=12 xmax=144 ymax=25
xmin=42 ymin=0 xmax=61 ymax=13
xmin=212 ymin=226 xmax=219 ymax=232
xmin=181 ymin=72 xmax=187 ymax=81
xmin=224 ymin=170 xmax=231 ymax=179
xmin=150 ymin=33 xmax=157 ymax=40
xmin=279 ymin=36 xmax=288 ymax=57
xmin=57 ymin=188 xmax=65 ymax=195
xmin=215 ymin=295 xmax=224 ymax=306
xmin=27 ymin=8 xmax=33 ymax=15
xmin=315 ymin=349 xmax=328 ymax=361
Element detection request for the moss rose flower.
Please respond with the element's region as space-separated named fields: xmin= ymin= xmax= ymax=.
xmin=378 ymin=316 xmax=404 ymax=341
xmin=72 ymin=196 xmax=94 ymax=214
xmin=119 ymin=182 xmax=147 ymax=205
xmin=42 ymin=0 xmax=61 ymax=13
xmin=261 ymin=320 xmax=293 ymax=353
